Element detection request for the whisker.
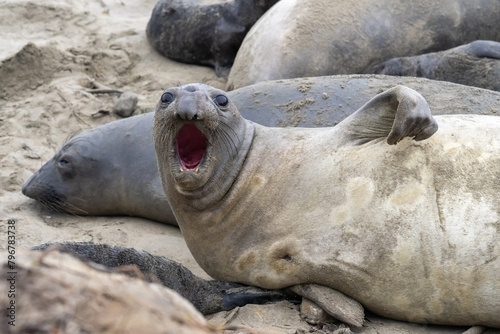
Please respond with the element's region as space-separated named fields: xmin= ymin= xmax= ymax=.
xmin=220 ymin=120 xmax=241 ymax=149
xmin=59 ymin=201 xmax=89 ymax=215
xmin=214 ymin=127 xmax=236 ymax=156
xmin=214 ymin=128 xmax=232 ymax=154
xmin=38 ymin=199 xmax=61 ymax=213
xmin=219 ymin=118 xmax=240 ymax=140
xmin=220 ymin=124 xmax=239 ymax=153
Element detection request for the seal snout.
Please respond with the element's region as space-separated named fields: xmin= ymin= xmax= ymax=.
xmin=176 ymin=123 xmax=207 ymax=170
xmin=21 ymin=171 xmax=38 ymax=197
xmin=176 ymin=91 xmax=204 ymax=121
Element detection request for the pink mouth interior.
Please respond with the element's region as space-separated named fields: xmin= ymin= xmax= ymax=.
xmin=176 ymin=123 xmax=207 ymax=170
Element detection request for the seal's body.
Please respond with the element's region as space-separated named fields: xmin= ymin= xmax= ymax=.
xmin=32 ymin=243 xmax=292 ymax=315
xmin=146 ymin=0 xmax=278 ymax=76
xmin=227 ymin=0 xmax=500 ymax=89
xmin=154 ymin=83 xmax=500 ymax=327
xmin=365 ymin=40 xmax=500 ymax=91
xmin=23 ymin=76 xmax=500 ymax=225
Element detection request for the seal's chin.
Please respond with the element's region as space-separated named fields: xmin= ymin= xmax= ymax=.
xmin=176 ymin=123 xmax=207 ymax=170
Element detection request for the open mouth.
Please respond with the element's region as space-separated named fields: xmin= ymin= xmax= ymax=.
xmin=176 ymin=123 xmax=207 ymax=170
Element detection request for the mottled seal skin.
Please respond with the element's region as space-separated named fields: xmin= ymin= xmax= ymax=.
xmin=227 ymin=0 xmax=500 ymax=89
xmin=32 ymin=243 xmax=293 ymax=315
xmin=365 ymin=40 xmax=500 ymax=91
xmin=22 ymin=75 xmax=500 ymax=225
xmin=146 ymin=0 xmax=278 ymax=77
xmin=154 ymin=83 xmax=500 ymax=327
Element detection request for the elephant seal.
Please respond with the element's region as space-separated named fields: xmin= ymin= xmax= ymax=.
xmin=227 ymin=0 xmax=500 ymax=89
xmin=153 ymin=83 xmax=500 ymax=327
xmin=365 ymin=40 xmax=500 ymax=91
xmin=146 ymin=0 xmax=278 ymax=77
xmin=32 ymin=243 xmax=293 ymax=315
xmin=22 ymin=75 xmax=500 ymax=225
xmin=22 ymin=112 xmax=177 ymax=224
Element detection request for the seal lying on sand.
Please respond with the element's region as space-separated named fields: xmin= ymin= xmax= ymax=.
xmin=153 ymin=83 xmax=500 ymax=327
xmin=227 ymin=0 xmax=500 ymax=89
xmin=365 ymin=40 xmax=500 ymax=91
xmin=22 ymin=75 xmax=500 ymax=225
xmin=32 ymin=243 xmax=293 ymax=315
xmin=146 ymin=0 xmax=278 ymax=77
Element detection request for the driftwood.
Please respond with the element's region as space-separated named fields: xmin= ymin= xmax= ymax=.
xmin=0 ymin=249 xmax=264 ymax=334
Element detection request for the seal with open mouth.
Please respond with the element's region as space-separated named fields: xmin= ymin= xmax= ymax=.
xmin=154 ymin=84 xmax=255 ymax=211
xmin=154 ymin=83 xmax=500 ymax=328
xmin=22 ymin=76 xmax=500 ymax=227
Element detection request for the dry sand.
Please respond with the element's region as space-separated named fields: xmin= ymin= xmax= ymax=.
xmin=1 ymin=1 xmax=499 ymax=333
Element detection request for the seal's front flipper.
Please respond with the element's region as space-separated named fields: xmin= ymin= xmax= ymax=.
xmin=290 ymin=284 xmax=365 ymax=328
xmin=218 ymin=281 xmax=299 ymax=310
xmin=336 ymin=85 xmax=438 ymax=146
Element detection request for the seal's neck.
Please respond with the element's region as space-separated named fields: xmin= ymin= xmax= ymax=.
xmin=175 ymin=120 xmax=255 ymax=211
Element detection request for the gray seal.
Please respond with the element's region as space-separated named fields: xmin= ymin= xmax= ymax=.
xmin=154 ymin=83 xmax=500 ymax=328
xmin=227 ymin=0 xmax=500 ymax=89
xmin=364 ymin=40 xmax=500 ymax=91
xmin=22 ymin=75 xmax=500 ymax=225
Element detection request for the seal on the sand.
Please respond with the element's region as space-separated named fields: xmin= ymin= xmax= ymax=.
xmin=227 ymin=0 xmax=500 ymax=89
xmin=365 ymin=40 xmax=500 ymax=91
xmin=22 ymin=75 xmax=500 ymax=225
xmin=22 ymin=113 xmax=177 ymax=224
xmin=146 ymin=0 xmax=278 ymax=77
xmin=32 ymin=243 xmax=293 ymax=315
xmin=154 ymin=83 xmax=500 ymax=328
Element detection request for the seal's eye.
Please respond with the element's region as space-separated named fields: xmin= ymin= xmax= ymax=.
xmin=59 ymin=158 xmax=69 ymax=166
xmin=161 ymin=92 xmax=175 ymax=104
xmin=214 ymin=95 xmax=228 ymax=107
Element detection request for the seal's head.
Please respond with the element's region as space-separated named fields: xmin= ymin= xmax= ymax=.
xmin=22 ymin=134 xmax=98 ymax=215
xmin=21 ymin=115 xmax=175 ymax=223
xmin=154 ymin=83 xmax=254 ymax=210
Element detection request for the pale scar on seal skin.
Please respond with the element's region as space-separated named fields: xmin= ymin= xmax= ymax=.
xmin=154 ymin=83 xmax=500 ymax=329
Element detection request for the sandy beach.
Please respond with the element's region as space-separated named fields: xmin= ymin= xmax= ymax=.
xmin=0 ymin=0 xmax=228 ymax=274
xmin=1 ymin=1 xmax=500 ymax=333
xmin=0 ymin=0 xmax=312 ymax=332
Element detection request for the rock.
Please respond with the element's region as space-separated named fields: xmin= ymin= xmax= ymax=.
xmin=113 ymin=91 xmax=138 ymax=117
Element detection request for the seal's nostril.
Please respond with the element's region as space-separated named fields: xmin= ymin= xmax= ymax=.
xmin=177 ymin=109 xmax=198 ymax=120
